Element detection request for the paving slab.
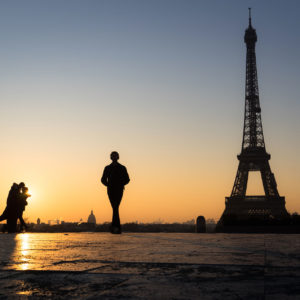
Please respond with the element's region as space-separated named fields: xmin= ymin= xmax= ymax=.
xmin=0 ymin=232 xmax=299 ymax=299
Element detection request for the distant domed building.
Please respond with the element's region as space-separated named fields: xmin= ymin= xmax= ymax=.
xmin=87 ymin=210 xmax=96 ymax=224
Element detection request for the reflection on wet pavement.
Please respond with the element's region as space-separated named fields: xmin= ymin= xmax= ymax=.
xmin=0 ymin=233 xmax=299 ymax=298
xmin=19 ymin=233 xmax=30 ymax=271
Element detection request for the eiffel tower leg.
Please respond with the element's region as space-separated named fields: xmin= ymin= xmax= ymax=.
xmin=260 ymin=161 xmax=279 ymax=197
xmin=217 ymin=162 xmax=249 ymax=224
xmin=231 ymin=162 xmax=249 ymax=197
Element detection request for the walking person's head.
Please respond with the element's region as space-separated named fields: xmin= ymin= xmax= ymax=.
xmin=110 ymin=151 xmax=119 ymax=163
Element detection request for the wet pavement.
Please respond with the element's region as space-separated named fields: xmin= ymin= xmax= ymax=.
xmin=0 ymin=232 xmax=299 ymax=299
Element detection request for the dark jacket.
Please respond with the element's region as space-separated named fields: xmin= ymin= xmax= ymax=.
xmin=101 ymin=163 xmax=130 ymax=189
xmin=16 ymin=193 xmax=28 ymax=216
xmin=2 ymin=187 xmax=19 ymax=219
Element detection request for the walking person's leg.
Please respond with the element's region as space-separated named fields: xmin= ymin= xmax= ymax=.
xmin=112 ymin=204 xmax=120 ymax=227
xmin=108 ymin=188 xmax=123 ymax=234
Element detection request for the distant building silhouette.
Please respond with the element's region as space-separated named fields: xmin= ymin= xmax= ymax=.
xmin=48 ymin=219 xmax=60 ymax=225
xmin=87 ymin=210 xmax=96 ymax=224
xmin=183 ymin=219 xmax=195 ymax=225
xmin=196 ymin=216 xmax=206 ymax=233
xmin=37 ymin=218 xmax=41 ymax=225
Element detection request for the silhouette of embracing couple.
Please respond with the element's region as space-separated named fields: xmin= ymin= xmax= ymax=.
xmin=0 ymin=182 xmax=31 ymax=233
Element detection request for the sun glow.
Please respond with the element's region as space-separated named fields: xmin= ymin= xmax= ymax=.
xmin=24 ymin=187 xmax=35 ymax=205
xmin=27 ymin=189 xmax=33 ymax=198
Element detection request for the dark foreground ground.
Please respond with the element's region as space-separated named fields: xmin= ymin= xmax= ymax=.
xmin=0 ymin=233 xmax=299 ymax=299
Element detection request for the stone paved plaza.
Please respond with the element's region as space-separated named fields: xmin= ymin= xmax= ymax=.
xmin=0 ymin=232 xmax=299 ymax=299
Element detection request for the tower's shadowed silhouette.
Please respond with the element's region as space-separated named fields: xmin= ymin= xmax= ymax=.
xmin=217 ymin=9 xmax=289 ymax=231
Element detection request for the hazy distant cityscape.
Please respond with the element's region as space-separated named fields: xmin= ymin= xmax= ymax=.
xmin=2 ymin=208 xmax=300 ymax=234
xmin=0 ymin=210 xmax=217 ymax=233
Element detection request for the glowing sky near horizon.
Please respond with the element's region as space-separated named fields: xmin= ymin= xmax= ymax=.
xmin=0 ymin=0 xmax=299 ymax=223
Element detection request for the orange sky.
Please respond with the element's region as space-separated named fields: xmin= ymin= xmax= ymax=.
xmin=0 ymin=138 xmax=298 ymax=224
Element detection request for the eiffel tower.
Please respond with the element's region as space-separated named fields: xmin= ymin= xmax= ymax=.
xmin=218 ymin=9 xmax=289 ymax=227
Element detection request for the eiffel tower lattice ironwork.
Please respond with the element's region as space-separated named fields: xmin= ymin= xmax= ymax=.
xmin=218 ymin=9 xmax=289 ymax=225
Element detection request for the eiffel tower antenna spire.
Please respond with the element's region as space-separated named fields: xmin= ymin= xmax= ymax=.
xmin=248 ymin=7 xmax=252 ymax=27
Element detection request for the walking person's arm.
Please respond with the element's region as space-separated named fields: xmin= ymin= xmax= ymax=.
xmin=123 ymin=167 xmax=130 ymax=185
xmin=101 ymin=167 xmax=108 ymax=186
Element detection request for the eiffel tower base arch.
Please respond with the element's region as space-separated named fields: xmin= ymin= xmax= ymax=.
xmin=217 ymin=195 xmax=290 ymax=229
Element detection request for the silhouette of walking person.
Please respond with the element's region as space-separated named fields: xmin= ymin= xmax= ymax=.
xmin=101 ymin=151 xmax=130 ymax=234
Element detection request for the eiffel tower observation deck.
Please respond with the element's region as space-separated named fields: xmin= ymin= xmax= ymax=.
xmin=217 ymin=9 xmax=289 ymax=230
